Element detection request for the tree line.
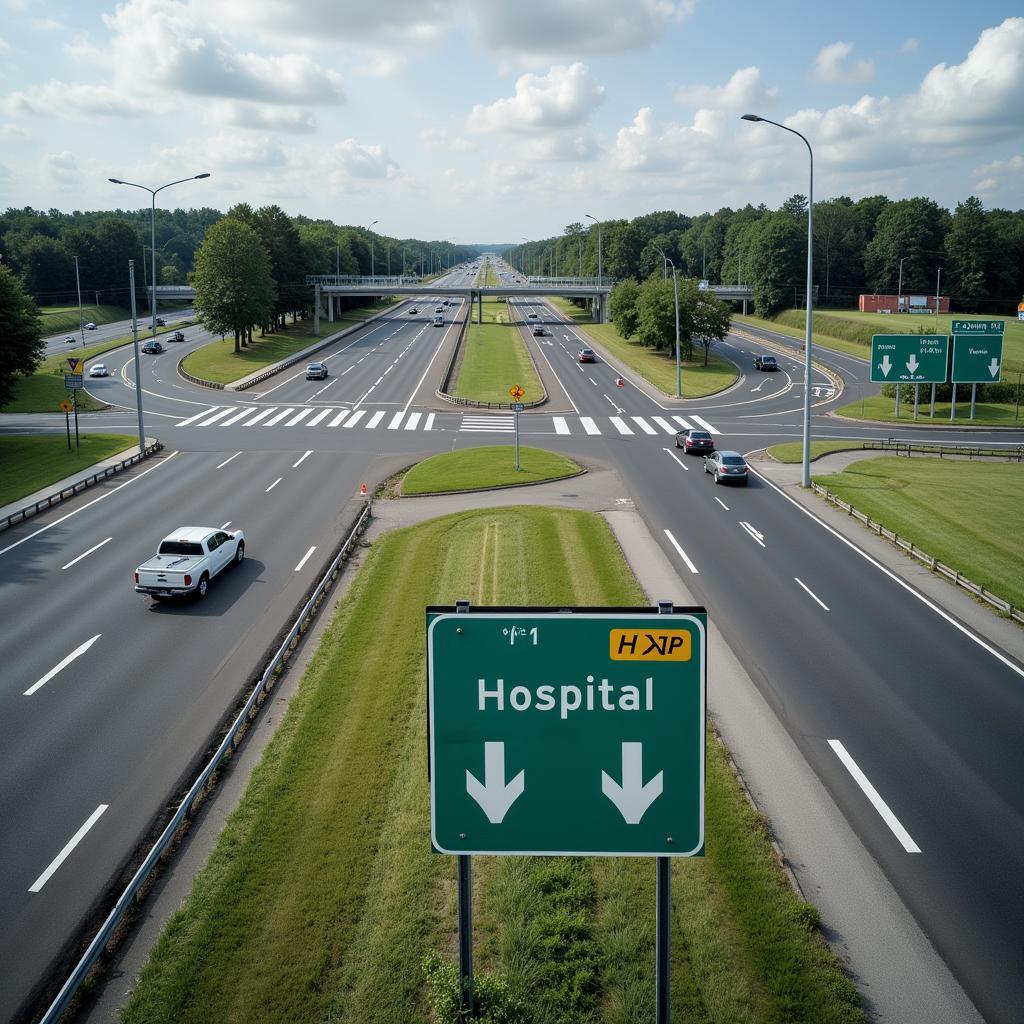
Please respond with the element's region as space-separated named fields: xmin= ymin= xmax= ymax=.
xmin=511 ymin=195 xmax=1024 ymax=316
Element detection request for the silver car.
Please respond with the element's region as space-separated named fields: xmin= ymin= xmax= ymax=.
xmin=704 ymin=450 xmax=749 ymax=485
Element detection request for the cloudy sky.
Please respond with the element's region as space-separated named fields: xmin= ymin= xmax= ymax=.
xmin=0 ymin=0 xmax=1021 ymax=241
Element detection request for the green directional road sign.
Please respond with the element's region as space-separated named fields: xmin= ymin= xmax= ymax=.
xmin=951 ymin=322 xmax=1004 ymax=383
xmin=427 ymin=607 xmax=706 ymax=857
xmin=870 ymin=335 xmax=949 ymax=384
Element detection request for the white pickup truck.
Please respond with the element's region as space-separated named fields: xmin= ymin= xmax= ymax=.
xmin=134 ymin=526 xmax=245 ymax=600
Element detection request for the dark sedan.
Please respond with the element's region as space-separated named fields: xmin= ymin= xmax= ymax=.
xmin=754 ymin=355 xmax=778 ymax=371
xmin=674 ymin=428 xmax=714 ymax=454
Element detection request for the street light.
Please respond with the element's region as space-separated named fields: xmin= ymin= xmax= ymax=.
xmin=109 ymin=173 xmax=210 ymax=338
xmin=362 ymin=220 xmax=379 ymax=280
xmin=897 ymin=256 xmax=907 ymax=312
xmin=654 ymin=246 xmax=682 ymax=398
xmin=741 ymin=113 xmax=815 ymax=488
xmin=584 ymin=214 xmax=602 ymax=286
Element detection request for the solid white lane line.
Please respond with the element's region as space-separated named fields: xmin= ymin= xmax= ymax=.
xmin=29 ymin=804 xmax=109 ymax=892
xmin=631 ymin=416 xmax=658 ymax=435
xmin=307 ymin=408 xmax=332 ymax=426
xmin=265 ymin=477 xmax=282 ymax=492
xmin=690 ymin=415 xmax=720 ymax=435
xmin=366 ymin=411 xmax=386 ymax=429
xmin=216 ymin=451 xmax=242 ymax=469
xmin=828 ymin=740 xmax=921 ymax=853
xmin=25 ymin=634 xmax=102 ymax=696
xmin=740 ymin=521 xmax=766 ymax=548
xmin=194 ymin=408 xmax=236 ymax=427
xmin=61 ymin=538 xmax=112 ymax=570
xmin=553 ymin=417 xmax=570 ymax=435
xmin=424 ymin=413 xmax=435 ymax=431
xmin=663 ymin=529 xmax=699 ymax=574
xmin=292 ymin=450 xmax=313 ymax=468
xmin=749 ymin=467 xmax=1024 ymax=681
xmin=294 ymin=546 xmax=317 ymax=572
xmin=0 ymin=451 xmax=180 ymax=560
xmin=176 ymin=406 xmax=219 ymax=426
xmin=662 ymin=447 xmax=689 ymax=471
xmin=404 ymin=412 xmax=422 ymax=430
xmin=714 ymin=497 xmax=729 ymax=511
xmin=264 ymin=408 xmax=295 ymax=426
xmin=285 ymin=408 xmax=314 ymax=427
xmin=237 ymin=408 xmax=275 ymax=427
xmin=343 ymin=410 xmax=367 ymax=428
xmin=328 ymin=409 xmax=349 ymax=427
xmin=672 ymin=416 xmax=694 ymax=430
xmin=221 ymin=408 xmax=256 ymax=427
xmin=341 ymin=365 xmax=354 ymax=375
xmin=651 ymin=416 xmax=677 ymax=434
xmin=388 ymin=411 xmax=405 ymax=429
xmin=580 ymin=417 xmax=601 ymax=435
xmin=795 ymin=577 xmax=830 ymax=611
xmin=610 ymin=417 xmax=633 ymax=435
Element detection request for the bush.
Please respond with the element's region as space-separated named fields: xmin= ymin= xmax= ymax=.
xmin=422 ymin=951 xmax=530 ymax=1024
xmin=880 ymin=380 xmax=1018 ymax=402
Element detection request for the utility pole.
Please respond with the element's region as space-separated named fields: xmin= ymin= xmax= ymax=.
xmin=73 ymin=255 xmax=85 ymax=347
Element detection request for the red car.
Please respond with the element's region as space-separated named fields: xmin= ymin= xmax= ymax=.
xmin=578 ymin=348 xmax=596 ymax=363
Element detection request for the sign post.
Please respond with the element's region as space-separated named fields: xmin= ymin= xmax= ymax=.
xmin=59 ymin=399 xmax=73 ymax=450
xmin=65 ymin=358 xmax=83 ymax=448
xmin=509 ymin=385 xmax=525 ymax=471
xmin=951 ymin=321 xmax=1004 ymax=421
xmin=428 ymin=603 xmax=707 ymax=1018
xmin=870 ymin=335 xmax=949 ymax=418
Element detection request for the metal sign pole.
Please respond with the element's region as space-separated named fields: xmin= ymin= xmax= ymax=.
xmin=930 ymin=383 xmax=936 ymax=418
xmin=656 ymin=599 xmax=674 ymax=1024
xmin=950 ymin=384 xmax=956 ymax=421
xmin=65 ymin=411 xmax=71 ymax=451
xmin=73 ymin=390 xmax=80 ymax=449
xmin=455 ymin=599 xmax=475 ymax=1018
xmin=913 ymin=383 xmax=919 ymax=421
xmin=515 ymin=410 xmax=520 ymax=471
xmin=970 ymin=383 xmax=977 ymax=421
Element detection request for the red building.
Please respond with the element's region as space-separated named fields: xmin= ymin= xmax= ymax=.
xmin=859 ymin=293 xmax=950 ymax=313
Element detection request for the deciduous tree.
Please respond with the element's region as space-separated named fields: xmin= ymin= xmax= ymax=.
xmin=0 ymin=265 xmax=44 ymax=408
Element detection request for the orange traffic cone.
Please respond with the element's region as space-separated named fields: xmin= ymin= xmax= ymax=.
xmin=360 ymin=483 xmax=367 ymax=495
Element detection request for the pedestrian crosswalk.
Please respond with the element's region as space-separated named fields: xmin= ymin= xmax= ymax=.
xmin=175 ymin=405 xmax=721 ymax=438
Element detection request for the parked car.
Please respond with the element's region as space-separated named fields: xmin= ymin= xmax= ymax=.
xmin=84 ymin=322 xmax=97 ymax=330
xmin=754 ymin=355 xmax=778 ymax=371
xmin=674 ymin=428 xmax=714 ymax=454
xmin=578 ymin=348 xmax=596 ymax=363
xmin=704 ymin=450 xmax=749 ymax=485
xmin=88 ymin=363 xmax=110 ymax=377
xmin=169 ymin=330 xmax=186 ymax=342
xmin=141 ymin=340 xmax=164 ymax=354
xmin=64 ymin=335 xmax=76 ymax=344
xmin=306 ymin=362 xmax=328 ymax=380
xmin=134 ymin=526 xmax=245 ymax=600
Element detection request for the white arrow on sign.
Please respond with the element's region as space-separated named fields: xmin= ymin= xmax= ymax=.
xmin=466 ymin=741 xmax=525 ymax=824
xmin=907 ymin=355 xmax=919 ymax=374
xmin=878 ymin=355 xmax=892 ymax=377
xmin=989 ymin=358 xmax=1000 ymax=377
xmin=601 ymin=742 xmax=663 ymax=824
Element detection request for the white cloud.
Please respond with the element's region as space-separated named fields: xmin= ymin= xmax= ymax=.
xmin=45 ymin=151 xmax=80 ymax=185
xmin=520 ymin=133 xmax=601 ymax=162
xmin=419 ymin=127 xmax=478 ymax=153
xmin=675 ymin=67 xmax=778 ymax=110
xmin=0 ymin=122 xmax=28 ymax=138
xmin=0 ymin=162 xmax=11 ymax=178
xmin=0 ymin=36 xmax=9 ymax=53
xmin=212 ymin=102 xmax=318 ymax=133
xmin=158 ymin=131 xmax=288 ymax=170
xmin=328 ymin=139 xmax=398 ymax=179
xmin=812 ymin=41 xmax=875 ymax=84
xmin=972 ymin=153 xmax=1024 ymax=196
xmin=6 ymin=81 xmax=148 ymax=118
xmin=468 ymin=63 xmax=605 ymax=133
xmin=901 ymin=38 xmax=919 ymax=54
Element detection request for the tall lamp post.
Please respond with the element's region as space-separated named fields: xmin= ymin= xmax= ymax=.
xmin=362 ymin=220 xmax=379 ymax=280
xmin=109 ymin=173 xmax=210 ymax=337
xmin=585 ymin=213 xmax=603 ymax=322
xmin=654 ymin=246 xmax=682 ymax=398
xmin=741 ymin=113 xmax=815 ymax=488
xmin=897 ymin=256 xmax=907 ymax=312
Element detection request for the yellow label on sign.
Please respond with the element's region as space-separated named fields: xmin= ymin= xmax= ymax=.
xmin=509 ymin=385 xmax=525 ymax=400
xmin=609 ymin=629 xmax=691 ymax=661
xmin=67 ymin=357 xmax=82 ymax=373
xmin=59 ymin=400 xmax=73 ymax=412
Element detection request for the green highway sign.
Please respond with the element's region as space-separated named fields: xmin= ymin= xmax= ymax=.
xmin=951 ymin=323 xmax=1003 ymax=383
xmin=427 ymin=607 xmax=706 ymax=857
xmin=870 ymin=335 xmax=949 ymax=384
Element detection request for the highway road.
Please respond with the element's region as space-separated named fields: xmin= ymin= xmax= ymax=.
xmin=2 ymin=257 xmax=1023 ymax=1023
xmin=41 ymin=308 xmax=195 ymax=357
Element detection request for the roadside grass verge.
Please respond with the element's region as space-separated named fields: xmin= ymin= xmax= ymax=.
xmin=120 ymin=503 xmax=864 ymax=1024
xmin=814 ymin=457 xmax=1024 ymax=610
xmin=401 ymin=445 xmax=582 ymax=494
xmin=38 ymin=304 xmax=130 ymax=335
xmin=834 ymin=394 xmax=1022 ymax=426
xmin=767 ymin=440 xmax=868 ymax=463
xmin=454 ymin=299 xmax=543 ymax=404
xmin=547 ymin=295 xmax=594 ymax=324
xmin=578 ymin=322 xmax=738 ymax=399
xmin=0 ymin=433 xmax=136 ymax=506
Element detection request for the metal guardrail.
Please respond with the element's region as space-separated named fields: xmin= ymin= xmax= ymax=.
xmin=177 ymin=355 xmax=225 ymax=390
xmin=1 ymin=441 xmax=164 ymax=533
xmin=812 ymin=483 xmax=1024 ymax=625
xmin=38 ymin=501 xmax=373 ymax=1024
xmin=864 ymin=438 xmax=1024 ymax=461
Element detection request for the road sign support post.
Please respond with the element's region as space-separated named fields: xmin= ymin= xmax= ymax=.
xmin=950 ymin=384 xmax=956 ymax=421
xmin=970 ymin=383 xmax=977 ymax=421
xmin=65 ymin=411 xmax=71 ymax=451
xmin=913 ymin=383 xmax=919 ymax=421
xmin=514 ymin=409 xmax=520 ymax=471
xmin=655 ymin=599 xmax=673 ymax=1024
xmin=72 ymin=390 xmax=80 ymax=449
xmin=930 ymin=382 xmax=936 ymax=418
xmin=454 ymin=599 xmax=475 ymax=1018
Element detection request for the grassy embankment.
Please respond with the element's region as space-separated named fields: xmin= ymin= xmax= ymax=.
xmin=813 ymin=457 xmax=1024 ymax=610
xmin=544 ymin=296 xmax=738 ymax=399
xmin=180 ymin=301 xmax=394 ymax=385
xmin=735 ymin=309 xmax=1024 ymax=424
xmin=38 ymin=304 xmax=130 ymax=335
xmin=401 ymin=445 xmax=582 ymax=494
xmin=452 ymin=296 xmax=543 ymax=405
xmin=767 ymin=440 xmax=868 ymax=463
xmin=0 ymin=434 xmax=136 ymax=506
xmin=121 ymin=502 xmax=864 ymax=1024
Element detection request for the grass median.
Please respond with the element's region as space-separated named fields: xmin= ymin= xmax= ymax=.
xmin=0 ymin=433 xmax=136 ymax=506
xmin=814 ymin=457 xmax=1024 ymax=610
xmin=121 ymin=504 xmax=864 ymax=1024
xmin=401 ymin=445 xmax=582 ymax=494
xmin=453 ymin=297 xmax=543 ymax=404
xmin=835 ymin=394 xmax=1022 ymax=426
xmin=768 ymin=440 xmax=868 ymax=463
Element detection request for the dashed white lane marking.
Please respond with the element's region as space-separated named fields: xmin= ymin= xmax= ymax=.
xmin=265 ymin=477 xmax=282 ymax=492
xmin=828 ymin=740 xmax=921 ymax=853
xmin=714 ymin=497 xmax=729 ymax=511
xmin=690 ymin=415 xmax=720 ymax=435
xmin=216 ymin=452 xmax=242 ymax=469
xmin=662 ymin=447 xmax=689 ymax=471
xmin=25 ymin=634 xmax=102 ymax=696
xmin=29 ymin=804 xmax=109 ymax=892
xmin=220 ymin=521 xmax=232 ymax=529
xmin=553 ymin=417 xmax=570 ymax=435
xmin=663 ymin=529 xmax=699 ymax=574
xmin=292 ymin=450 xmax=313 ymax=468
xmin=739 ymin=521 xmax=765 ymax=548
xmin=62 ymin=538 xmax=112 ymax=570
xmin=294 ymin=546 xmax=317 ymax=572
xmin=794 ymin=577 xmax=830 ymax=611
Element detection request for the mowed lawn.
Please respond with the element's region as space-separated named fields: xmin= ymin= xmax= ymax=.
xmin=401 ymin=445 xmax=582 ymax=494
xmin=814 ymin=457 xmax=1024 ymax=609
xmin=122 ymin=505 xmax=863 ymax=1024
xmin=0 ymin=433 xmax=136 ymax=506
xmin=454 ymin=298 xmax=543 ymax=404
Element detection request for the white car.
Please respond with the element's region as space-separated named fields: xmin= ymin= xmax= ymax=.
xmin=84 ymin=322 xmax=97 ymax=330
xmin=88 ymin=363 xmax=110 ymax=377
xmin=64 ymin=335 xmax=76 ymax=344
xmin=134 ymin=526 xmax=246 ymax=600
